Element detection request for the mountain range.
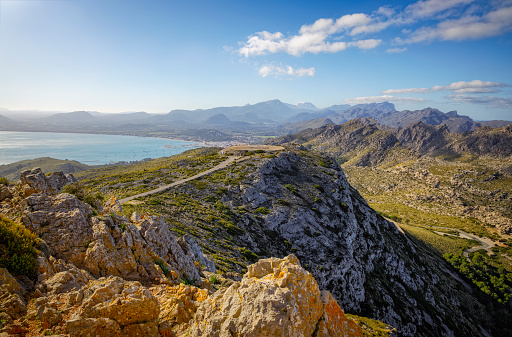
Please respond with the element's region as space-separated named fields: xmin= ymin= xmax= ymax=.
xmin=1 ymin=101 xmax=509 ymax=139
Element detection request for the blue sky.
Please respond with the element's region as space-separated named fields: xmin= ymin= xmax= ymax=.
xmin=0 ymin=0 xmax=511 ymax=120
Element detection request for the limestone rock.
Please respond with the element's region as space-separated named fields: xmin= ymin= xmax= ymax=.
xmin=71 ymin=276 xmax=159 ymax=328
xmin=187 ymin=255 xmax=362 ymax=337
xmin=135 ymin=213 xmax=201 ymax=282
xmin=0 ymin=285 xmax=26 ymax=320
xmin=18 ymin=168 xmax=68 ymax=197
xmin=66 ymin=317 xmax=122 ymax=337
xmin=182 ymin=235 xmax=216 ymax=273
xmin=0 ymin=185 xmax=11 ymax=202
xmin=158 ymin=283 xmax=208 ymax=334
xmin=0 ymin=268 xmax=26 ymax=296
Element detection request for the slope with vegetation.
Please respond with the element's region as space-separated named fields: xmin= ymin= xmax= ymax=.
xmin=76 ymin=146 xmax=511 ymax=336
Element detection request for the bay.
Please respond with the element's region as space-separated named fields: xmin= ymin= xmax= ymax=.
xmin=0 ymin=131 xmax=203 ymax=165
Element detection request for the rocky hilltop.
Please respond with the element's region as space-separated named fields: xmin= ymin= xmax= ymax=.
xmin=267 ymin=120 xmax=512 ymax=235
xmin=0 ymin=167 xmax=384 ymax=336
xmin=74 ymin=147 xmax=511 ymax=336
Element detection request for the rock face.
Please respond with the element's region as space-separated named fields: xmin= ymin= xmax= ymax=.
xmin=12 ymin=168 xmax=208 ymax=284
xmin=164 ymin=150 xmax=498 ymax=336
xmin=187 ymin=255 xmax=362 ymax=337
xmin=66 ymin=276 xmax=160 ymax=336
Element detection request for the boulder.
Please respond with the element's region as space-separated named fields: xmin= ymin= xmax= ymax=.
xmin=18 ymin=168 xmax=68 ymax=197
xmin=187 ymin=254 xmax=362 ymax=337
xmin=158 ymin=283 xmax=208 ymax=334
xmin=0 ymin=185 xmax=11 ymax=201
xmin=66 ymin=276 xmax=160 ymax=336
xmin=0 ymin=268 xmax=26 ymax=296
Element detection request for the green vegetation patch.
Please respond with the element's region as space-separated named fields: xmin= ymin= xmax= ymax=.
xmin=445 ymin=250 xmax=512 ymax=305
xmin=0 ymin=215 xmax=39 ymax=279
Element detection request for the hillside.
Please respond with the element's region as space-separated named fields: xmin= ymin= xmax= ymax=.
xmin=73 ymin=147 xmax=512 ymax=336
xmin=0 ymin=157 xmax=94 ymax=181
xmin=268 ymin=120 xmax=512 ymax=299
xmin=0 ymin=153 xmax=395 ymax=337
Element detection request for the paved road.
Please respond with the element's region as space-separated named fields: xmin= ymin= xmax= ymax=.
xmin=118 ymin=156 xmax=238 ymax=204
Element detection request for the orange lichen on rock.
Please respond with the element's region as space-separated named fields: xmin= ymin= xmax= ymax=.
xmin=185 ymin=254 xmax=361 ymax=337
xmin=318 ymin=291 xmax=363 ymax=337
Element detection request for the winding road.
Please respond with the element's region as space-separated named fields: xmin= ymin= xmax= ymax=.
xmin=118 ymin=155 xmax=238 ymax=204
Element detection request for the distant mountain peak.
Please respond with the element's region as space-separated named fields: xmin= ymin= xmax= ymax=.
xmin=296 ymin=102 xmax=319 ymax=110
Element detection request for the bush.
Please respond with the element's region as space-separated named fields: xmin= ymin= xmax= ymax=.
xmin=254 ymin=207 xmax=271 ymax=215
xmin=240 ymin=247 xmax=259 ymax=263
xmin=61 ymin=183 xmax=104 ymax=209
xmin=0 ymin=177 xmax=8 ymax=186
xmin=155 ymin=259 xmax=171 ymax=278
xmin=209 ymin=274 xmax=221 ymax=285
xmin=284 ymin=184 xmax=299 ymax=195
xmin=0 ymin=215 xmax=39 ymax=279
xmin=277 ymin=199 xmax=289 ymax=206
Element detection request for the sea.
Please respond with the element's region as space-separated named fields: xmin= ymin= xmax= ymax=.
xmin=0 ymin=131 xmax=203 ymax=166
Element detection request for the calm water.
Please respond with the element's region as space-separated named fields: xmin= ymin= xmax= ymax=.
xmin=0 ymin=132 xmax=203 ymax=165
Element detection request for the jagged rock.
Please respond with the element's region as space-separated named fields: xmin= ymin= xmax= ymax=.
xmin=37 ymin=255 xmax=94 ymax=299
xmin=0 ymin=268 xmax=26 ymax=296
xmin=22 ymin=187 xmax=200 ymax=282
xmin=67 ymin=276 xmax=160 ymax=336
xmin=0 ymin=285 xmax=26 ymax=320
xmin=66 ymin=317 xmax=122 ymax=337
xmin=182 ymin=235 xmax=216 ymax=273
xmin=38 ymin=305 xmax=62 ymax=329
xmin=135 ymin=213 xmax=201 ymax=282
xmin=186 ymin=255 xmax=362 ymax=337
xmin=18 ymin=168 xmax=68 ymax=197
xmin=158 ymin=283 xmax=209 ymax=334
xmin=0 ymin=185 xmax=11 ymax=201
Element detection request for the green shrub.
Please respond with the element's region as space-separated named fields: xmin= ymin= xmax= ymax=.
xmin=284 ymin=184 xmax=298 ymax=195
xmin=0 ymin=177 xmax=8 ymax=186
xmin=155 ymin=259 xmax=171 ymax=278
xmin=61 ymin=183 xmax=104 ymax=209
xmin=209 ymin=274 xmax=221 ymax=285
xmin=0 ymin=215 xmax=39 ymax=279
xmin=240 ymin=247 xmax=259 ymax=263
xmin=314 ymin=184 xmax=324 ymax=192
xmin=254 ymin=207 xmax=271 ymax=215
xmin=340 ymin=201 xmax=349 ymax=212
xmin=277 ymin=199 xmax=289 ymax=206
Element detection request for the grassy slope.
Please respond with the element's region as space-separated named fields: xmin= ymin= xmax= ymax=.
xmin=0 ymin=157 xmax=93 ymax=181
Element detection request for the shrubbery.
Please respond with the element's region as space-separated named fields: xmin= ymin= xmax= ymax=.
xmin=0 ymin=215 xmax=39 ymax=279
xmin=61 ymin=182 xmax=104 ymax=208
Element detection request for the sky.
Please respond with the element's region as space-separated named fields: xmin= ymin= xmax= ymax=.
xmin=0 ymin=0 xmax=511 ymax=121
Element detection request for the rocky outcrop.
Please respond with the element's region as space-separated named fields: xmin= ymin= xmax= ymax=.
xmin=187 ymin=255 xmax=362 ymax=337
xmin=66 ymin=276 xmax=160 ymax=336
xmin=11 ymin=168 xmax=208 ymax=284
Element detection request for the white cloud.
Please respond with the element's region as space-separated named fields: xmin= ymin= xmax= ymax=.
xmin=386 ymin=47 xmax=407 ymax=53
xmin=404 ymin=0 xmax=476 ymax=19
xmin=238 ymin=13 xmax=381 ymax=57
xmin=398 ymin=5 xmax=512 ymax=43
xmin=258 ymin=65 xmax=315 ymax=78
xmin=447 ymin=94 xmax=512 ymax=107
xmin=383 ymin=80 xmax=508 ymax=94
xmin=237 ymin=0 xmax=512 ymax=57
xmin=344 ymin=95 xmax=427 ymax=104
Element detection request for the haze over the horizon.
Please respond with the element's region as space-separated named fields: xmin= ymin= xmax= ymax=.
xmin=0 ymin=0 xmax=511 ymax=120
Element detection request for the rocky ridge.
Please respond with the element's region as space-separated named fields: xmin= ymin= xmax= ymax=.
xmin=103 ymin=148 xmax=509 ymax=336
xmin=0 ymin=167 xmax=373 ymax=336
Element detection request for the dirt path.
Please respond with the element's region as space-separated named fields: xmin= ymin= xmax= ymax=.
xmin=118 ymin=156 xmax=238 ymax=204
